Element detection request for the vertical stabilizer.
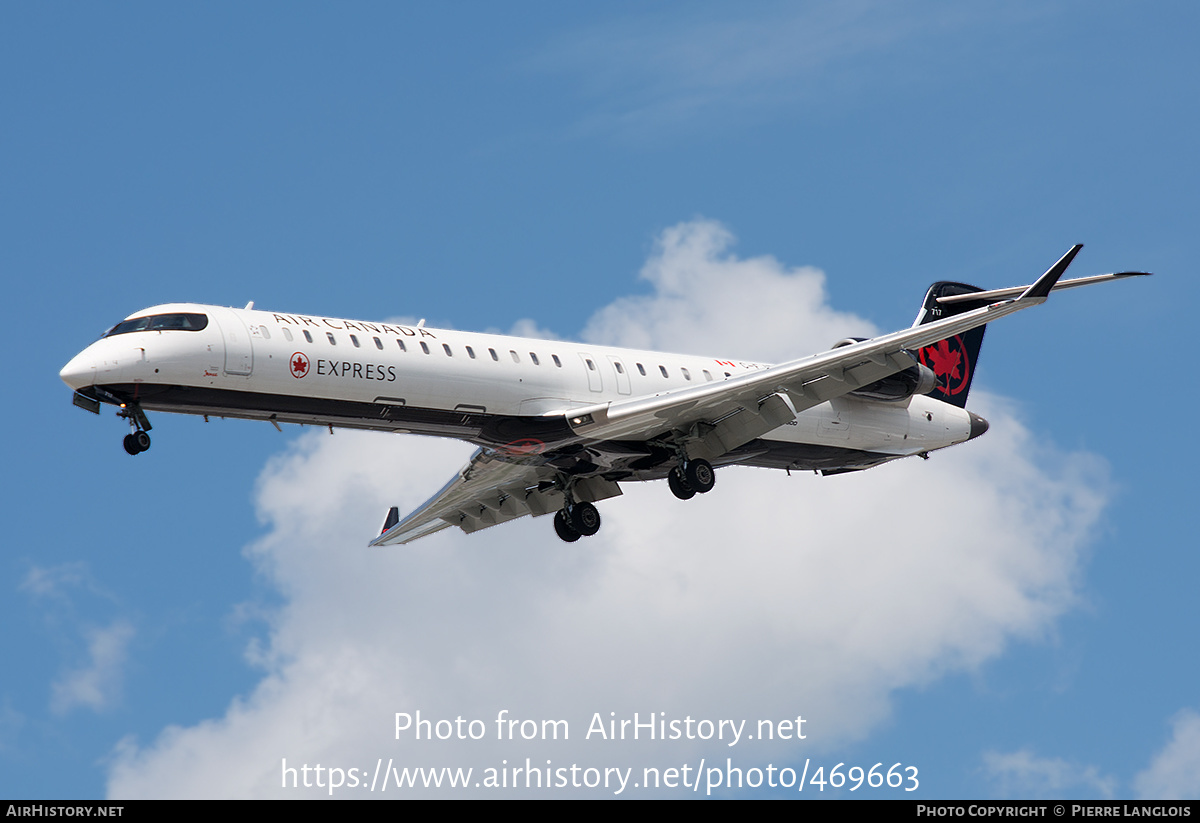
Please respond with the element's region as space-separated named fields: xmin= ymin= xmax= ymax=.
xmin=912 ymin=282 xmax=988 ymax=407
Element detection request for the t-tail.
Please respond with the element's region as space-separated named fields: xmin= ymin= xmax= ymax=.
xmin=910 ymin=244 xmax=1113 ymax=407
xmin=911 ymin=281 xmax=990 ymax=408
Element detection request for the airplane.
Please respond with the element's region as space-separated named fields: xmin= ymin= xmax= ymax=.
xmin=60 ymin=244 xmax=1147 ymax=545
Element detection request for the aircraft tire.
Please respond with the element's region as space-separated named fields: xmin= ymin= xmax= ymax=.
xmin=668 ymin=468 xmax=696 ymax=500
xmin=571 ymin=502 xmax=601 ymax=536
xmin=684 ymin=459 xmax=715 ymax=494
xmin=554 ymin=510 xmax=581 ymax=543
xmin=123 ymin=434 xmax=140 ymax=456
xmin=134 ymin=431 xmax=152 ymax=452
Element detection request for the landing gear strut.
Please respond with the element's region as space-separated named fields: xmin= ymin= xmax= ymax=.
xmin=118 ymin=402 xmax=152 ymax=455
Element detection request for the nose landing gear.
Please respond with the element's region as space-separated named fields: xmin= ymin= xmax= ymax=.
xmin=118 ymin=402 xmax=153 ymax=455
xmin=123 ymin=431 xmax=151 ymax=455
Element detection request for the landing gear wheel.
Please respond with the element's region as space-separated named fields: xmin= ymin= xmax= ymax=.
xmin=684 ymin=459 xmax=715 ymax=494
xmin=123 ymin=431 xmax=151 ymax=455
xmin=668 ymin=468 xmax=696 ymax=500
xmin=554 ymin=510 xmax=581 ymax=543
xmin=570 ymin=502 xmax=601 ymax=536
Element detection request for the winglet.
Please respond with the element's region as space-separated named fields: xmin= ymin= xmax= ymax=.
xmin=1020 ymin=244 xmax=1083 ymax=300
xmin=380 ymin=506 xmax=400 ymax=536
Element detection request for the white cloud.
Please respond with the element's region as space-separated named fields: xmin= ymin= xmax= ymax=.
xmin=982 ymin=748 xmax=1117 ymax=799
xmin=51 ymin=620 xmax=135 ymax=715
xmin=983 ymin=708 xmax=1200 ymax=800
xmin=21 ymin=563 xmax=133 ymax=716
xmin=107 ymin=220 xmax=1109 ymax=797
xmin=582 ymin=218 xmax=870 ymax=358
xmin=21 ymin=562 xmax=96 ymax=600
xmin=1134 ymin=709 xmax=1200 ymax=800
xmin=506 ymin=317 xmax=562 ymax=341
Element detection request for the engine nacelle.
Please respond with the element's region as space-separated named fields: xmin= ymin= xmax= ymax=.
xmin=831 ymin=337 xmax=938 ymax=402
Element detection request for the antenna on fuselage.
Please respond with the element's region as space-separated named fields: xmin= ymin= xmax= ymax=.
xmin=244 ymin=301 xmax=254 ymax=310
xmin=417 ymin=318 xmax=425 ymax=328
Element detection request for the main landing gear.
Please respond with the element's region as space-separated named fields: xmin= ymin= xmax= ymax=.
xmin=668 ymin=458 xmax=715 ymax=500
xmin=550 ymin=458 xmax=715 ymax=543
xmin=553 ymin=502 xmax=601 ymax=543
xmin=118 ymin=402 xmax=153 ymax=455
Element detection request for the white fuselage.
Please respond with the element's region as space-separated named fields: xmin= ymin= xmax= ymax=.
xmin=60 ymin=303 xmax=976 ymax=467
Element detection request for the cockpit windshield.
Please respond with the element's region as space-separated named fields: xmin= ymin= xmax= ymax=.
xmin=102 ymin=313 xmax=209 ymax=338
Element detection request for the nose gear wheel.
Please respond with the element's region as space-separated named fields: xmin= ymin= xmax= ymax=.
xmin=117 ymin=401 xmax=153 ymax=455
xmin=123 ymin=431 xmax=151 ymax=455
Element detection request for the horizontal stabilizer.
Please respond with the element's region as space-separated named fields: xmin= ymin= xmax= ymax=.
xmin=937 ymin=271 xmax=1151 ymax=306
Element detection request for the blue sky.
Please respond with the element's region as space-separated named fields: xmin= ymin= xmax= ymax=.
xmin=3 ymin=1 xmax=1197 ymax=798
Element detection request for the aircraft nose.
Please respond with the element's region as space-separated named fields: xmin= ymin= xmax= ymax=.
xmin=967 ymin=411 xmax=989 ymax=440
xmin=59 ymin=351 xmax=95 ymax=389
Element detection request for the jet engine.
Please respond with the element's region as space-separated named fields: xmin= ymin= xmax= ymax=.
xmin=831 ymin=337 xmax=938 ymax=402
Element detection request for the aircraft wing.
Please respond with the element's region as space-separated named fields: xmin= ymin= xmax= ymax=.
xmin=372 ymin=245 xmax=1145 ymax=546
xmin=370 ymin=447 xmax=621 ymax=545
xmin=562 ymin=245 xmax=1107 ymax=452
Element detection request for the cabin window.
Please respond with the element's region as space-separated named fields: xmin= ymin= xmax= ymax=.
xmin=586 ymin=359 xmax=596 ymax=371
xmin=282 ymin=328 xmax=293 ymax=342
xmin=257 ymin=325 xmax=271 ymax=340
xmin=396 ymin=339 xmax=407 ymax=352
xmin=529 ymin=352 xmax=539 ymax=365
xmin=510 ymin=350 xmax=520 ymax=363
xmin=681 ymin=367 xmax=691 ymax=381
xmin=327 ymin=333 xmax=337 ymax=345
xmin=443 ymin=343 xmax=453 ymax=356
xmin=552 ymin=354 xmax=562 ymax=367
xmin=303 ymin=330 xmax=313 ymax=343
xmin=350 ymin=334 xmax=360 ymax=348
xmin=420 ymin=341 xmax=430 ymax=354
xmin=374 ymin=337 xmax=383 ymax=350
xmin=466 ymin=346 xmax=476 ymax=359
xmin=659 ymin=365 xmax=668 ymax=378
xmin=489 ymin=348 xmax=498 ymax=361
xmin=614 ymin=362 xmax=625 ymax=374
xmin=636 ymin=363 xmax=646 ymax=376
xmin=703 ymin=370 xmax=713 ymax=381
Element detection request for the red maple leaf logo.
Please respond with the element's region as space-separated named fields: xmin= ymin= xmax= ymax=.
xmin=500 ymin=438 xmax=546 ymax=456
xmin=920 ymin=336 xmax=969 ymax=395
xmin=290 ymin=352 xmax=310 ymax=378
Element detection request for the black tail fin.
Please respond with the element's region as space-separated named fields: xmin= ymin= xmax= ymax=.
xmin=912 ymin=282 xmax=989 ymax=408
